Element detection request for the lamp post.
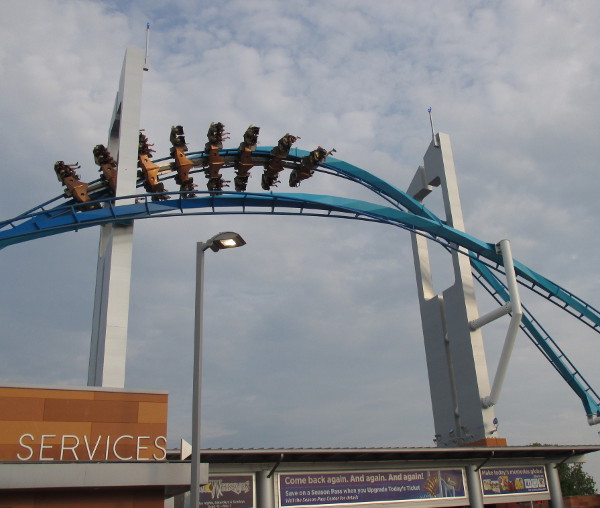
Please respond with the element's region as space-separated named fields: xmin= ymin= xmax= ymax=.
xmin=191 ymin=232 xmax=246 ymax=508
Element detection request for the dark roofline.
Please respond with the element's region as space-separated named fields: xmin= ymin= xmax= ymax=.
xmin=179 ymin=446 xmax=600 ymax=465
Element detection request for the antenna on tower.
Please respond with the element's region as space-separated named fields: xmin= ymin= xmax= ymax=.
xmin=428 ymin=107 xmax=438 ymax=146
xmin=143 ymin=22 xmax=150 ymax=71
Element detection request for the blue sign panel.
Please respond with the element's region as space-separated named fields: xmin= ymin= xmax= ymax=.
xmin=480 ymin=466 xmax=548 ymax=496
xmin=278 ymin=469 xmax=466 ymax=506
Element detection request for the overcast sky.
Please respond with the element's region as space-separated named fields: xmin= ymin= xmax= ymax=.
xmin=1 ymin=0 xmax=600 ymax=483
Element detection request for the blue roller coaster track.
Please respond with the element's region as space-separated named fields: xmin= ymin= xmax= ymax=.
xmin=2 ymin=146 xmax=599 ymax=420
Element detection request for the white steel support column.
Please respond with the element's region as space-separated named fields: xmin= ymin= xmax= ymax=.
xmin=88 ymin=47 xmax=145 ymax=388
xmin=479 ymin=239 xmax=523 ymax=408
xmin=408 ymin=133 xmax=498 ymax=446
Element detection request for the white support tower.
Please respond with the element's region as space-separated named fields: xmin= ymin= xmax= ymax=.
xmin=88 ymin=47 xmax=145 ymax=388
xmin=408 ymin=132 xmax=499 ymax=446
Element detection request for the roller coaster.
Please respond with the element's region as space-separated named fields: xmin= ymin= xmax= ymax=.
xmin=1 ymin=124 xmax=599 ymax=426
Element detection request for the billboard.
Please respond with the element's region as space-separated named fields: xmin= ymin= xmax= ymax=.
xmin=278 ymin=469 xmax=466 ymax=506
xmin=480 ymin=466 xmax=548 ymax=496
xmin=200 ymin=474 xmax=255 ymax=508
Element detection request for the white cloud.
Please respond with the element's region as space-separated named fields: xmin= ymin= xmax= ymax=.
xmin=1 ymin=0 xmax=600 ymax=484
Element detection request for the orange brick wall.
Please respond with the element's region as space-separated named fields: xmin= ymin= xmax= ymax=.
xmin=494 ymin=501 xmax=549 ymax=507
xmin=563 ymin=494 xmax=600 ymax=507
xmin=0 ymin=386 xmax=167 ymax=462
xmin=1 ymin=488 xmax=165 ymax=508
xmin=463 ymin=437 xmax=508 ymax=447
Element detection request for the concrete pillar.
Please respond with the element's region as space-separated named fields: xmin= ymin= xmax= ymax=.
xmin=408 ymin=134 xmax=498 ymax=446
xmin=466 ymin=465 xmax=484 ymax=508
xmin=546 ymin=463 xmax=565 ymax=508
xmin=257 ymin=470 xmax=275 ymax=508
xmin=88 ymin=46 xmax=145 ymax=388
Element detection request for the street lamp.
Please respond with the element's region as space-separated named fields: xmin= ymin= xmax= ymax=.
xmin=191 ymin=231 xmax=246 ymax=508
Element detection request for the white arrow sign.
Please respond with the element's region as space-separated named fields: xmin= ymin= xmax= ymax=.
xmin=181 ymin=438 xmax=192 ymax=461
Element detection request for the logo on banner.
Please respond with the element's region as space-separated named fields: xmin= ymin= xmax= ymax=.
xmin=200 ymin=475 xmax=255 ymax=508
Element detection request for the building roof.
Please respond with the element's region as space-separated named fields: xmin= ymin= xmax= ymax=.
xmin=194 ymin=446 xmax=600 ymax=465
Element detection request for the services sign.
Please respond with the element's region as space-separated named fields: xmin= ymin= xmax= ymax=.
xmin=0 ymin=385 xmax=168 ymax=462
xmin=278 ymin=469 xmax=466 ymax=506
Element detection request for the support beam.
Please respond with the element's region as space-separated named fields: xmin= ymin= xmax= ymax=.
xmin=466 ymin=465 xmax=484 ymax=508
xmin=88 ymin=47 xmax=145 ymax=388
xmin=409 ymin=133 xmax=499 ymax=446
xmin=257 ymin=470 xmax=275 ymax=508
xmin=481 ymin=239 xmax=523 ymax=408
xmin=546 ymin=463 xmax=565 ymax=508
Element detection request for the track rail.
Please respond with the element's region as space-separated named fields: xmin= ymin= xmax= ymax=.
xmin=2 ymin=146 xmax=599 ymax=418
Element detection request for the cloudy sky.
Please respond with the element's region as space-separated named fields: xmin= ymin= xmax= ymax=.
xmin=1 ymin=0 xmax=600 ymax=482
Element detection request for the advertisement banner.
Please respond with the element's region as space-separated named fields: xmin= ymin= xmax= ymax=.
xmin=480 ymin=466 xmax=548 ymax=496
xmin=278 ymin=469 xmax=466 ymax=506
xmin=200 ymin=474 xmax=255 ymax=508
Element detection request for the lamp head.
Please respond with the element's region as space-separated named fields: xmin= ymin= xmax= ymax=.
xmin=207 ymin=231 xmax=246 ymax=252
